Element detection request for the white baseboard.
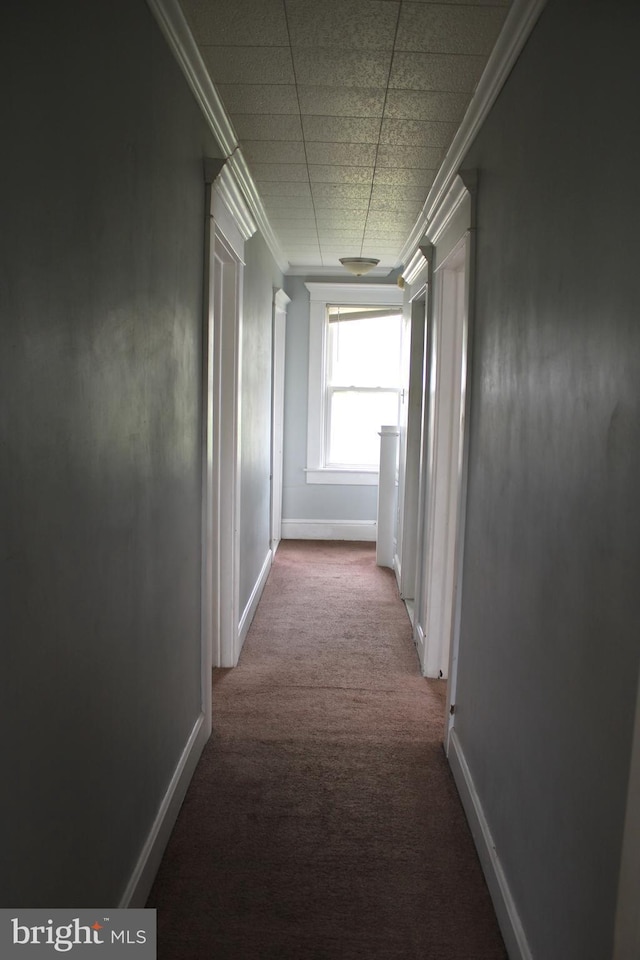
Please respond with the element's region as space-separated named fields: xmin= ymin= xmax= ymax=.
xmin=119 ymin=712 xmax=209 ymax=907
xmin=237 ymin=548 xmax=273 ymax=651
xmin=281 ymin=519 xmax=377 ymax=541
xmin=448 ymin=730 xmax=533 ymax=960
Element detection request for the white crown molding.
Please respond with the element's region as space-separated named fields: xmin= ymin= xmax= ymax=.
xmin=402 ymin=244 xmax=433 ymax=286
xmin=426 ymin=175 xmax=468 ymax=246
xmin=145 ymin=0 xmax=289 ymax=273
xmin=305 ymin=282 xmax=403 ymax=305
xmin=286 ymin=264 xmax=393 ymax=278
xmin=397 ymin=0 xmax=549 ymax=268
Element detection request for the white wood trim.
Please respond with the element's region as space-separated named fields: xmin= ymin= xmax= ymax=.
xmin=281 ymin=519 xmax=376 ymax=541
xmin=271 ymin=288 xmax=290 ymax=553
xmin=119 ymin=713 xmax=208 ymax=907
xmin=200 ymin=181 xmax=215 ymax=740
xmin=305 ymin=468 xmax=378 ymax=486
xmin=237 ymin=549 xmax=273 ymax=651
xmin=305 ymin=282 xmax=403 ymax=306
xmin=215 ymin=164 xmax=256 ymax=243
xmin=397 ymin=0 xmax=548 ymax=269
xmin=145 ymin=0 xmax=289 ymax=273
xmin=448 ymin=730 xmax=534 ymax=960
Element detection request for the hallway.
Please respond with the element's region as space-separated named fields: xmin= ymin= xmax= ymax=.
xmin=148 ymin=541 xmax=506 ymax=959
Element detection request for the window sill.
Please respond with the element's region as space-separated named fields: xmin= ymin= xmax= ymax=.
xmin=305 ymin=469 xmax=379 ymax=486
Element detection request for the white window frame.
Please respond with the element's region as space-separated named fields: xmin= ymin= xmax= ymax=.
xmin=305 ymin=282 xmax=404 ymax=485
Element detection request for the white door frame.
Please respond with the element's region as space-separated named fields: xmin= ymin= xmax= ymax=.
xmin=270 ymin=288 xmax=290 ymax=556
xmin=408 ymin=175 xmax=476 ymax=725
xmin=204 ymin=163 xmax=256 ymax=669
xmin=396 ymin=283 xmax=428 ymax=605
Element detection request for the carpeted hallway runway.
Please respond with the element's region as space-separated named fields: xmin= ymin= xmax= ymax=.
xmin=148 ymin=540 xmax=507 ymax=959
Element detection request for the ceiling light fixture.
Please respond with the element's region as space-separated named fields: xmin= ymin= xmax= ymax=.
xmin=339 ymin=257 xmax=380 ymax=277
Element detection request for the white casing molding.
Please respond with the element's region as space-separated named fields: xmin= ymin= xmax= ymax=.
xmin=281 ymin=519 xmax=377 ymax=541
xmin=448 ymin=731 xmax=534 ymax=960
xmin=237 ymin=549 xmax=273 ymax=650
xmin=397 ymin=0 xmax=548 ymax=269
xmin=145 ymin=0 xmax=288 ymax=273
xmin=120 ymin=714 xmax=208 ymax=907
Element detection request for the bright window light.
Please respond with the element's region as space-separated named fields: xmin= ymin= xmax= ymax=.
xmin=325 ymin=305 xmax=402 ymax=469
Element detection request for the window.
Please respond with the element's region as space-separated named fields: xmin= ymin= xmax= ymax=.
xmin=305 ymin=283 xmax=404 ymax=485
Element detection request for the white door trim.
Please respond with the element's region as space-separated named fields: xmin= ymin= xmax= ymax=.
xmin=270 ymin=288 xmax=290 ymax=556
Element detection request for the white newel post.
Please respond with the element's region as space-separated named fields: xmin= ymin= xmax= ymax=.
xmin=376 ymin=425 xmax=400 ymax=568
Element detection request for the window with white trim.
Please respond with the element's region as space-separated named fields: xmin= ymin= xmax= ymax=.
xmin=305 ymin=283 xmax=404 ymax=485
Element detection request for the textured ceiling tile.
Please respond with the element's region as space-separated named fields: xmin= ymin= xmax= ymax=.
xmin=252 ymin=163 xmax=309 ymax=182
xmin=181 ymin=0 xmax=288 ymax=45
xmin=264 ymin=195 xmax=315 ymax=210
xmin=316 ymin=209 xmax=369 ymax=224
xmin=216 ymin=84 xmax=299 ymax=115
xmin=201 ymin=46 xmax=294 ymax=84
xmin=305 ymin=142 xmax=378 ymax=166
xmin=384 ymin=89 xmax=470 ymax=122
xmin=365 ymin=212 xmax=415 ymax=228
xmin=368 ymin=198 xmax=423 ymax=215
xmin=396 ymin=3 xmax=508 ymax=55
xmin=312 ymin=183 xmax=372 ymax=200
xmin=313 ymin=196 xmax=370 ymax=210
xmin=371 ymin=184 xmax=427 ymax=203
xmin=380 ymin=118 xmax=458 ymax=147
xmin=298 ymin=86 xmax=386 ymax=117
xmin=302 ymin=116 xmax=381 ymax=144
xmin=293 ymin=49 xmax=393 ymax=87
xmin=286 ymin=0 xmax=400 ymax=50
xmin=257 ymin=181 xmax=312 ymax=197
xmin=373 ymin=167 xmax=437 ymax=187
xmin=234 ymin=114 xmax=303 ymax=141
xmin=376 ymin=144 xmax=446 ymax=168
xmin=242 ymin=141 xmax=306 ymax=164
xmin=389 ymin=52 xmax=486 ymax=92
xmin=268 ymin=219 xmax=319 ymax=230
xmin=309 ymin=166 xmax=374 ymax=185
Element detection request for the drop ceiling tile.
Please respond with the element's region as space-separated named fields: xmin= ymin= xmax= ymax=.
xmin=252 ymin=164 xmax=309 ymax=182
xmin=242 ymin=141 xmax=306 ymax=164
xmin=308 ymin=165 xmax=374 ymax=185
xmin=318 ymin=228 xmax=366 ymax=238
xmin=264 ymin=195 xmax=315 ymax=210
xmin=293 ymin=49 xmax=393 ymax=88
xmin=305 ymin=142 xmax=378 ymax=166
xmin=201 ymin=46 xmax=294 ymax=85
xmin=313 ymin=196 xmax=371 ymax=210
xmin=312 ymin=183 xmax=372 ymax=200
xmin=376 ymin=144 xmax=446 ymax=168
xmin=380 ymin=118 xmax=457 ymax=147
xmin=389 ymin=52 xmax=486 ymax=92
xmin=370 ymin=184 xmax=427 ymax=203
xmin=384 ymin=89 xmax=470 ymax=122
xmin=298 ymin=86 xmax=386 ymax=118
xmin=373 ymin=167 xmax=437 ymax=187
xmin=216 ymin=84 xmax=299 ymax=115
xmin=182 ymin=0 xmax=289 ymax=45
xmin=269 ymin=219 xmax=320 ymax=230
xmin=315 ymin=209 xmax=369 ymax=224
xmin=286 ymin=0 xmax=400 ymax=51
xmin=233 ymin=114 xmax=303 ymax=141
xmin=364 ymin=212 xmax=416 ymax=229
xmin=396 ymin=4 xmax=508 ymax=56
xmin=368 ymin=198 xmax=423 ymax=215
xmin=302 ymin=116 xmax=381 ymax=144
xmin=257 ymin=181 xmax=312 ymax=197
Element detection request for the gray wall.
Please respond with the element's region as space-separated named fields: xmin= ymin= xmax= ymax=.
xmin=281 ymin=276 xmax=380 ymax=524
xmin=1 ymin=0 xmax=221 ymax=906
xmin=239 ymin=233 xmax=283 ymax=612
xmin=456 ymin=2 xmax=640 ymax=957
